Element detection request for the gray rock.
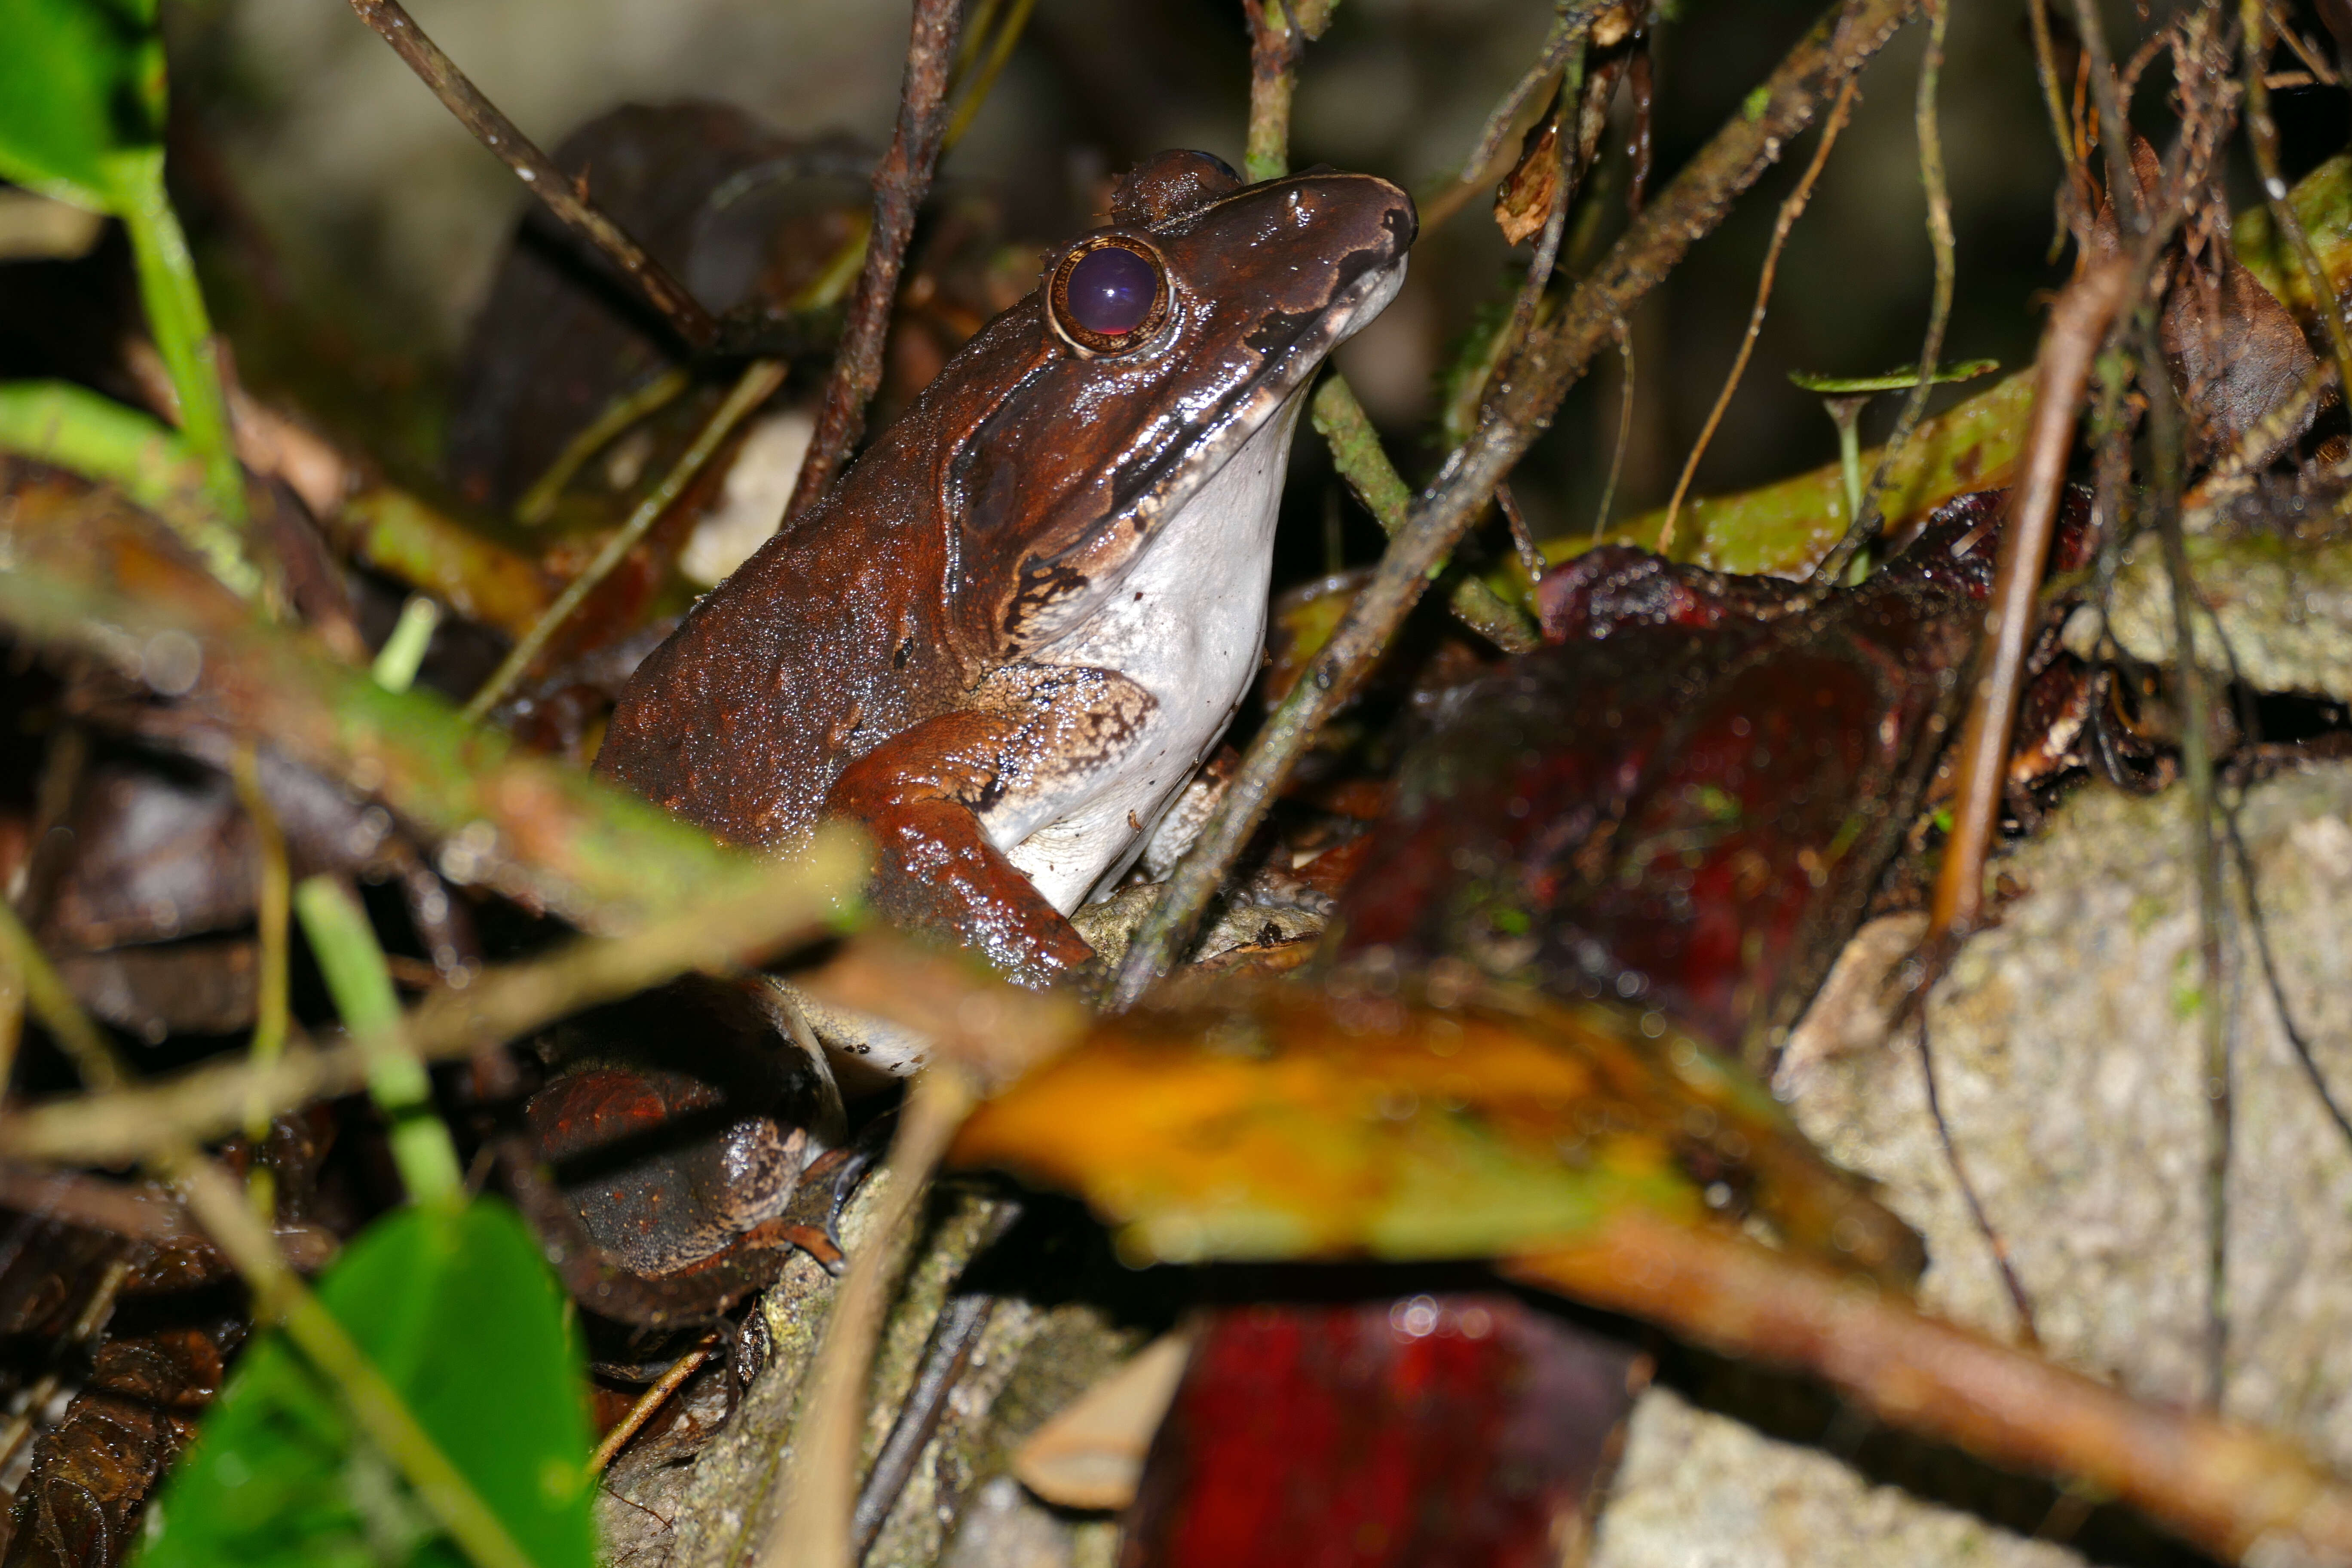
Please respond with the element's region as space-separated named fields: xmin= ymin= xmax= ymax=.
xmin=2065 ymin=530 xmax=2352 ymax=701
xmin=1594 ymin=764 xmax=2352 ymax=1566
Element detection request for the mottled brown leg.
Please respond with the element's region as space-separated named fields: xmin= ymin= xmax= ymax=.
xmin=824 ymin=708 xmax=1094 ymax=986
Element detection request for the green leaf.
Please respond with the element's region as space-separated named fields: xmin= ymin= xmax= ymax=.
xmin=141 ymin=1200 xmax=595 ymax=1568
xmin=0 ymin=0 xmax=166 ymax=212
xmin=1786 ymin=358 xmax=2000 ymax=395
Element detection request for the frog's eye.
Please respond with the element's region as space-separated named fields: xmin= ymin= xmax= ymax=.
xmin=1048 ymin=237 xmax=1170 ymax=355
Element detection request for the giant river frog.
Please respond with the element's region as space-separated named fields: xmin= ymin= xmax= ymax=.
xmin=599 ymin=150 xmax=1415 ymax=983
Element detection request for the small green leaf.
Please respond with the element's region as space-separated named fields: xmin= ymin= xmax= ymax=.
xmin=1787 ymin=358 xmax=2000 ymax=395
xmin=141 ymin=1200 xmax=595 ymax=1568
xmin=0 ymin=0 xmax=166 ymax=212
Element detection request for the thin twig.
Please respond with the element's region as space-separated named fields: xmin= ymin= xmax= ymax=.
xmin=464 ymin=358 xmax=786 ymax=723
xmin=1243 ymin=0 xmax=1305 ymax=182
xmin=1246 ymin=0 xmax=1528 ymax=638
xmin=344 ymin=0 xmax=719 ymax=352
xmin=1658 ymin=76 xmax=1857 ymax=556
xmin=2262 ymin=0 xmax=2340 ymax=80
xmin=1266 ymin=6 xmax=1532 ymax=647
xmin=2027 ymin=0 xmax=2078 ymax=167
xmin=1927 ymin=260 xmax=2130 ymax=942
xmin=0 ymin=841 xmax=861 ymax=1167
xmin=230 ymin=744 xmax=291 ymax=1143
xmin=1493 ymin=484 xmax=1549 ymax=587
xmin=1498 ymin=46 xmax=1586 ymax=357
xmin=0 ymin=933 xmax=22 ymax=1103
xmin=784 ymin=0 xmax=964 ymax=525
xmin=1458 ymin=3 xmax=1608 ymax=183
xmin=0 ymin=1165 xmax=193 ymax=1241
xmin=1504 ymin=1213 xmax=2352 ymax=1566
xmin=515 ymin=368 xmax=692 ymax=528
xmin=590 ymin=1334 xmax=719 ymax=1475
xmin=2242 ymin=0 xmax=2352 ymax=399
xmin=940 ymin=0 xmax=1038 ymax=153
xmin=1916 ymin=1005 xmax=2040 ymax=1344
xmin=2222 ymin=808 xmax=2352 ymax=1151
xmin=1108 ymin=0 xmax=1930 ymax=1008
xmin=848 ymin=1299 xmax=994 ymax=1558
xmin=1592 ymin=314 xmax=1635 ymax=538
xmin=1308 ymin=379 xmax=1537 ymax=651
xmin=1814 ymin=0 xmax=1955 ymax=582
xmin=2070 ymin=0 xmax=2146 ymax=239
xmin=763 ymin=1069 xmax=977 ymax=1568
xmin=850 ymin=1199 xmax=1021 ymax=1559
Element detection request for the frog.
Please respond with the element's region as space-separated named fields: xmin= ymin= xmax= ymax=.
xmin=597 ymin=150 xmax=1415 ymax=985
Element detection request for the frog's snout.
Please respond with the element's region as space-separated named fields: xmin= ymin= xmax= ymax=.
xmin=1291 ymin=171 xmax=1417 ymax=265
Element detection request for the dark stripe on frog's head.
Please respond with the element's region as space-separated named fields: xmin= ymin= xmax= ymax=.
xmin=947 ymin=163 xmax=1415 ymax=644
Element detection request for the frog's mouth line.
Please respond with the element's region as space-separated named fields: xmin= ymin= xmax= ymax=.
xmin=1109 ymin=245 xmax=1410 ymax=541
xmin=1002 ymin=221 xmax=1412 ymax=646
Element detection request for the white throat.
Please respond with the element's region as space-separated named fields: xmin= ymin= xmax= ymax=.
xmin=997 ymin=389 xmax=1307 ymax=912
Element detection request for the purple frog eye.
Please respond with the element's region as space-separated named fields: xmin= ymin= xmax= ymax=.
xmin=1048 ymin=238 xmax=1170 ymax=354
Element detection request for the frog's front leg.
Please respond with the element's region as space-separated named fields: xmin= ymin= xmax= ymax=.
xmin=824 ymin=664 xmax=1156 ymax=986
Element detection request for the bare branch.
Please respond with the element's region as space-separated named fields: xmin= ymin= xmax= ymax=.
xmin=784 ymin=0 xmax=964 ymax=524
xmin=345 ymin=0 xmax=720 ymax=352
xmin=1507 ymin=1214 xmax=2352 ymax=1566
xmin=1928 ymin=259 xmax=2131 ymax=941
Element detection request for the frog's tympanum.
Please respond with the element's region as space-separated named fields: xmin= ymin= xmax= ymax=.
xmin=599 ymin=151 xmax=1415 ymax=981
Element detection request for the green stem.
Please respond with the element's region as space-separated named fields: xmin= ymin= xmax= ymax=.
xmin=294 ymin=876 xmax=462 ymax=1206
xmin=230 ymin=747 xmax=292 ymax=1143
xmin=1311 ymin=378 xmax=1537 ymax=650
xmin=0 ymin=380 xmax=258 ymax=601
xmin=513 ymin=368 xmax=690 ymax=528
xmin=1244 ymin=0 xmax=1298 ymax=183
xmin=1823 ymin=394 xmax=1868 ymax=524
xmin=1813 ymin=0 xmax=1952 ymax=583
xmin=108 ymin=150 xmax=252 ymax=543
xmin=372 ymin=595 xmax=444 ymax=693
xmin=463 ymin=357 xmax=787 ymax=723
xmin=941 ymin=0 xmax=1038 ymax=152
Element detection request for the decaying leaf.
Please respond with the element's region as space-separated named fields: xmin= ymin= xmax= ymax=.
xmin=1494 ymin=111 xmax=1563 ymax=246
xmin=950 ymin=977 xmax=1918 ymax=1283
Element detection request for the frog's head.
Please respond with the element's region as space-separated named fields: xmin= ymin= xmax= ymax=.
xmin=943 ymin=151 xmax=1416 ymax=648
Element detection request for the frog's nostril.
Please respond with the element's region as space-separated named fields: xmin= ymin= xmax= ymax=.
xmin=1389 ymin=192 xmax=1420 ymax=250
xmin=1067 ymin=247 xmax=1159 ymax=337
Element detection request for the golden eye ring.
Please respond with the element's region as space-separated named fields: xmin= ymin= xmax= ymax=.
xmin=1046 ymin=236 xmax=1172 ymax=356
